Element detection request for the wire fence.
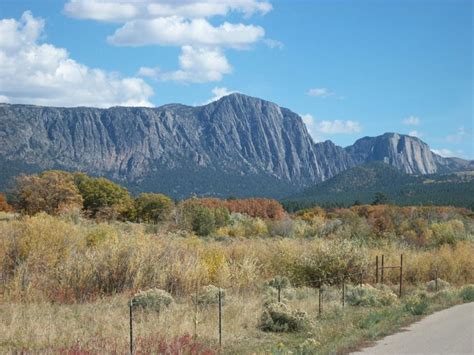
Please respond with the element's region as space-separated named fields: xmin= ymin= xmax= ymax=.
xmin=128 ymin=254 xmax=404 ymax=353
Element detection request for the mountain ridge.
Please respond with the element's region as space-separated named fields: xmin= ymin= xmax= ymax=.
xmin=0 ymin=93 xmax=471 ymax=198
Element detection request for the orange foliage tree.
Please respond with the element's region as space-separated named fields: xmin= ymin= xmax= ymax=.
xmin=0 ymin=193 xmax=12 ymax=212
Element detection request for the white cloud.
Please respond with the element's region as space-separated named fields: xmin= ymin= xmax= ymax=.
xmin=204 ymin=87 xmax=237 ymax=104
xmin=263 ymin=38 xmax=284 ymax=49
xmin=431 ymin=148 xmax=456 ymax=157
xmin=307 ymin=88 xmax=333 ymax=98
xmin=65 ymin=0 xmax=272 ymax=21
xmin=301 ymin=114 xmax=360 ymax=141
xmin=64 ymin=0 xmax=275 ymax=83
xmin=108 ymin=17 xmax=265 ymax=48
xmin=317 ymin=120 xmax=362 ymax=134
xmin=64 ymin=0 xmax=140 ymax=22
xmin=408 ymin=130 xmax=423 ymax=138
xmin=0 ymin=12 xmax=154 ymax=108
xmin=403 ymin=116 xmax=420 ymax=126
xmin=301 ymin=113 xmax=321 ymax=142
xmin=446 ymin=126 xmax=470 ymax=143
xmin=139 ymin=46 xmax=232 ymax=83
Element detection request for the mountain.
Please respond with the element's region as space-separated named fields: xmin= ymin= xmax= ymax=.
xmin=0 ymin=94 xmax=471 ymax=198
xmin=284 ymin=162 xmax=474 ymax=210
xmin=345 ymin=133 xmax=471 ymax=174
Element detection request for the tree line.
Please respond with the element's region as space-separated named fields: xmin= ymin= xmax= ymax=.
xmin=0 ymin=170 xmax=286 ymax=236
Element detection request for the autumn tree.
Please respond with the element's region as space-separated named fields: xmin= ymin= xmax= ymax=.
xmin=74 ymin=173 xmax=132 ymax=219
xmin=135 ymin=193 xmax=173 ymax=224
xmin=0 ymin=193 xmax=12 ymax=212
xmin=16 ymin=171 xmax=83 ymax=215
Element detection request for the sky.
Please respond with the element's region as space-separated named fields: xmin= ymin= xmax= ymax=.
xmin=0 ymin=0 xmax=472 ymax=158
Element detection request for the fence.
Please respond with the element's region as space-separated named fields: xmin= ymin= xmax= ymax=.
xmin=128 ymin=254 xmax=404 ymax=353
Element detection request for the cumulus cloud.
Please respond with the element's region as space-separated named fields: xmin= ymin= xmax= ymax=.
xmin=408 ymin=130 xmax=423 ymax=138
xmin=64 ymin=0 xmax=274 ymax=83
xmin=403 ymin=116 xmax=420 ymax=126
xmin=65 ymin=0 xmax=272 ymax=21
xmin=301 ymin=114 xmax=360 ymax=141
xmin=139 ymin=46 xmax=231 ymax=83
xmin=204 ymin=87 xmax=237 ymax=104
xmin=317 ymin=120 xmax=362 ymax=134
xmin=108 ymin=17 xmax=264 ymax=48
xmin=0 ymin=11 xmax=154 ymax=107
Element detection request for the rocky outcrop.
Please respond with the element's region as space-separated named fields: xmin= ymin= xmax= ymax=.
xmin=0 ymin=95 xmax=470 ymax=197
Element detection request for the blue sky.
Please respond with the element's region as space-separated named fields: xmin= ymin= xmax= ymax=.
xmin=0 ymin=0 xmax=472 ymax=158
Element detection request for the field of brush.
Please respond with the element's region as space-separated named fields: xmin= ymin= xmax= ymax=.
xmin=1 ymin=205 xmax=473 ymax=353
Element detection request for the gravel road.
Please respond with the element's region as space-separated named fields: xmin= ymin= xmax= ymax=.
xmin=352 ymin=302 xmax=474 ymax=354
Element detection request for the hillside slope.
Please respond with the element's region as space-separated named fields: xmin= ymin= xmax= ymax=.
xmin=285 ymin=162 xmax=474 ymax=210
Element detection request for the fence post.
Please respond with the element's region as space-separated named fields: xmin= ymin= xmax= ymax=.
xmin=342 ymin=278 xmax=345 ymax=308
xmin=435 ymin=268 xmax=438 ymax=292
xmin=399 ymin=254 xmax=403 ymax=298
xmin=381 ymin=255 xmax=384 ymax=284
xmin=218 ymin=288 xmax=222 ymax=347
xmin=318 ymin=286 xmax=323 ymax=316
xmin=194 ymin=283 xmax=199 ymax=340
xmin=277 ymin=285 xmax=281 ymax=303
xmin=129 ymin=300 xmax=134 ymax=355
xmin=375 ymin=255 xmax=379 ymax=284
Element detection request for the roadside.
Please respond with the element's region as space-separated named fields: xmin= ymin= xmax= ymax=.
xmin=351 ymin=302 xmax=474 ymax=354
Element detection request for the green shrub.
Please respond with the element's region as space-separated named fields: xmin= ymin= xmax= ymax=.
xmin=346 ymin=284 xmax=397 ymax=307
xmin=404 ymin=292 xmax=429 ymax=315
xmin=267 ymin=276 xmax=291 ymax=289
xmin=194 ymin=285 xmax=225 ymax=305
xmin=357 ymin=310 xmax=386 ymax=329
xmin=459 ymin=285 xmax=474 ymax=302
xmin=298 ymin=338 xmax=320 ymax=353
xmin=132 ymin=288 xmax=173 ymax=312
xmin=426 ymin=278 xmax=450 ymax=292
xmin=259 ymin=302 xmax=311 ymax=332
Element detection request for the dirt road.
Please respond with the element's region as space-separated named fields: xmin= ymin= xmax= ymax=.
xmin=352 ymin=302 xmax=474 ymax=354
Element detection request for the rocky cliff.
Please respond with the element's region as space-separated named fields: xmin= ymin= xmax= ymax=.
xmin=0 ymin=94 xmax=470 ymax=197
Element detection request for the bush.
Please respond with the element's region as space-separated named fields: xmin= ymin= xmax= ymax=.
xmin=426 ymin=278 xmax=450 ymax=292
xmin=267 ymin=276 xmax=291 ymax=289
xmin=86 ymin=224 xmax=118 ymax=247
xmin=134 ymin=193 xmax=173 ymax=224
xmin=404 ymin=292 xmax=429 ymax=315
xmin=194 ymin=285 xmax=225 ymax=306
xmin=299 ymin=338 xmax=320 ymax=353
xmin=346 ymin=284 xmax=397 ymax=307
xmin=459 ymin=285 xmax=474 ymax=302
xmin=132 ymin=289 xmax=174 ymax=312
xmin=259 ymin=301 xmax=311 ymax=332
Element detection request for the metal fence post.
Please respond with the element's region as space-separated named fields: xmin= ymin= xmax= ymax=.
xmin=381 ymin=254 xmax=385 ymax=284
xmin=375 ymin=255 xmax=379 ymax=284
xmin=435 ymin=268 xmax=438 ymax=292
xmin=342 ymin=278 xmax=345 ymax=308
xmin=129 ymin=300 xmax=134 ymax=355
xmin=218 ymin=288 xmax=222 ymax=347
xmin=277 ymin=285 xmax=281 ymax=303
xmin=318 ymin=286 xmax=323 ymax=316
xmin=399 ymin=254 xmax=403 ymax=298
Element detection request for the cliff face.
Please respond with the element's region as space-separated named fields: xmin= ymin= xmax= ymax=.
xmin=0 ymin=95 xmax=470 ymax=197
xmin=344 ymin=133 xmax=470 ymax=175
